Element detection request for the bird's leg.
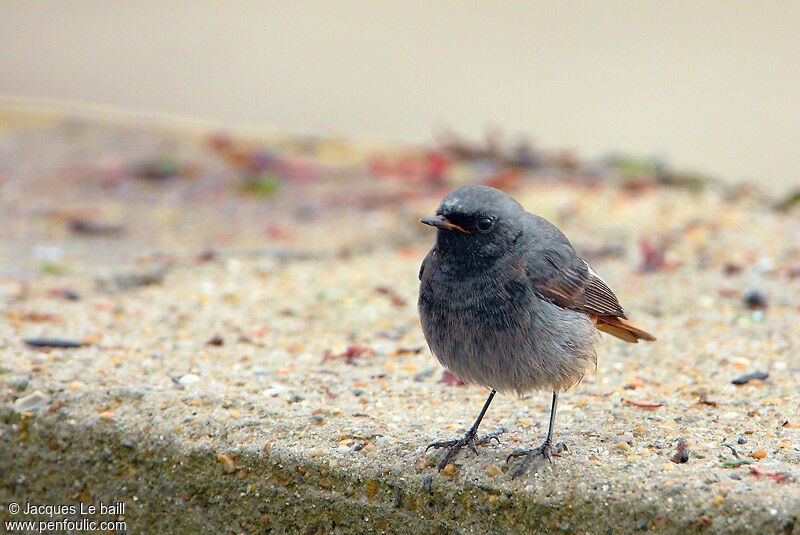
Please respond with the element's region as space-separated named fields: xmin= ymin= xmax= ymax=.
xmin=426 ymin=389 xmax=503 ymax=472
xmin=506 ymin=391 xmax=567 ymax=479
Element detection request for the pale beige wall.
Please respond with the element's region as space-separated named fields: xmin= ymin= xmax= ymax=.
xmin=1 ymin=1 xmax=798 ymax=189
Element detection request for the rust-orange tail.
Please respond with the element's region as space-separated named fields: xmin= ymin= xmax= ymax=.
xmin=592 ymin=315 xmax=656 ymax=343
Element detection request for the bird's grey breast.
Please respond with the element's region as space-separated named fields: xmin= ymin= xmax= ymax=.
xmin=418 ymin=247 xmax=539 ymax=385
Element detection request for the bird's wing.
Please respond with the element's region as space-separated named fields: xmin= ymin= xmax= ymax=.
xmin=527 ymin=246 xmax=626 ymax=318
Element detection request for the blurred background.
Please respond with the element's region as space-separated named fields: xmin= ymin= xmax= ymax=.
xmin=2 ymin=1 xmax=799 ymax=192
xmin=3 ymin=4 xmax=800 ymax=531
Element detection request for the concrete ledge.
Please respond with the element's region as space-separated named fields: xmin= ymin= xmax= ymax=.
xmin=3 ymin=405 xmax=799 ymax=534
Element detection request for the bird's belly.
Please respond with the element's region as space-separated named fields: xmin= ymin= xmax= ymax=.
xmin=418 ymin=277 xmax=597 ymax=394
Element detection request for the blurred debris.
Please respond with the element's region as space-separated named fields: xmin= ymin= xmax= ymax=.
xmin=68 ymin=219 xmax=124 ymax=236
xmin=722 ymin=263 xmax=742 ymax=276
xmin=48 ymin=288 xmax=81 ymax=301
xmin=609 ymin=155 xmax=662 ymax=191
xmin=748 ymin=466 xmax=792 ymax=483
xmin=98 ymin=265 xmax=171 ymax=292
xmin=742 ymin=289 xmax=768 ymax=309
xmin=721 ymin=443 xmax=750 ymax=467
xmin=322 ymin=345 xmax=375 ymax=364
xmin=508 ymin=136 xmax=540 ymax=169
xmin=773 ymin=189 xmax=800 ymax=212
xmin=136 ymin=156 xmax=194 ymax=181
xmin=638 ymin=238 xmax=667 ymax=273
xmin=242 ymin=173 xmax=280 ymax=197
xmin=413 ymin=369 xmax=435 ymax=382
xmin=395 ymin=345 xmax=424 ymax=355
xmin=621 ymin=398 xmax=665 ymax=409
xmin=723 ymin=459 xmax=751 ymax=468
xmin=197 ymin=249 xmax=217 ymax=263
xmin=14 ymin=311 xmax=61 ymax=323
xmin=670 ymin=438 xmax=689 ymax=463
xmin=375 ymin=286 xmax=407 ymax=307
xmin=24 ymin=337 xmax=85 ymax=348
xmin=608 ymin=155 xmax=713 ymax=192
xmin=658 ymin=172 xmax=713 ymax=192
xmin=576 ymin=244 xmax=627 ymax=262
xmin=207 ymin=335 xmax=224 ymax=346
xmin=697 ymin=393 xmax=718 ymax=407
xmin=731 ymin=371 xmax=769 ymax=385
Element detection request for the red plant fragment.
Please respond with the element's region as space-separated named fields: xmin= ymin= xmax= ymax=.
xmin=375 ymin=286 xmax=408 ymax=307
xmin=321 ymin=344 xmax=375 ymax=364
xmin=621 ymin=398 xmax=665 ymax=409
xmin=439 ymin=370 xmax=466 ymax=386
xmin=748 ymin=466 xmax=792 ymax=483
xmin=638 ymin=238 xmax=666 ymax=273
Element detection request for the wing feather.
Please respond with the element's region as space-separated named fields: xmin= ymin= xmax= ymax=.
xmin=529 ymin=248 xmax=626 ymax=318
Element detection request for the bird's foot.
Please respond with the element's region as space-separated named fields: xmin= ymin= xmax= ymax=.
xmin=505 ymin=440 xmax=567 ymax=479
xmin=426 ymin=429 xmax=503 ymax=472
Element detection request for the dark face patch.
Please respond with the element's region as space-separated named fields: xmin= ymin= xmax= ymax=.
xmin=433 ymin=186 xmax=526 ymax=269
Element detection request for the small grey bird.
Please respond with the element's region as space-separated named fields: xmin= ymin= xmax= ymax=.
xmin=418 ymin=185 xmax=655 ymax=478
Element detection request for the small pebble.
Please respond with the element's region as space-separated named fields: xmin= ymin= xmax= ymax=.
xmin=617 ymin=433 xmax=634 ymax=444
xmin=670 ymin=439 xmax=689 ymax=463
xmin=393 ymin=484 xmax=403 ymax=508
xmin=178 ymin=373 xmax=200 ymax=386
xmin=99 ymin=411 xmax=115 ymax=419
xmin=743 ymin=288 xmax=767 ymax=309
xmin=413 ymin=369 xmax=435 ymax=382
xmin=13 ymin=391 xmax=49 ymax=412
xmin=422 ymin=475 xmax=433 ymax=493
xmin=218 ymin=453 xmax=236 ymax=473
xmin=486 ymin=465 xmax=503 ymax=477
xmin=288 ymin=394 xmax=305 ymax=403
xmin=263 ymin=385 xmax=288 ymax=397
xmin=731 ymin=371 xmax=769 ymax=385
xmin=63 ymin=289 xmax=81 ymax=300
xmin=11 ymin=378 xmax=29 ymax=391
xmin=206 ymin=335 xmax=224 ymax=346
xmin=441 ymin=463 xmax=456 ymax=476
xmin=750 ymin=449 xmax=767 ymax=459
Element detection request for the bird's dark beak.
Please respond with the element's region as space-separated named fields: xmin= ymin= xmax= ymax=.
xmin=420 ymin=215 xmax=471 ymax=234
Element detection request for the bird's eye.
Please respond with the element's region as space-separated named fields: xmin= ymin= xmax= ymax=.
xmin=477 ymin=218 xmax=493 ymax=231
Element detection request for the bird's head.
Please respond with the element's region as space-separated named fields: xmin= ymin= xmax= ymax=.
xmin=421 ymin=185 xmax=525 ymax=262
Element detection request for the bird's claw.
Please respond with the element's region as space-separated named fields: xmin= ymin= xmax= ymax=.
xmin=506 ymin=441 xmax=567 ymax=479
xmin=475 ymin=430 xmax=503 ymax=447
xmin=426 ymin=429 xmax=504 ymax=472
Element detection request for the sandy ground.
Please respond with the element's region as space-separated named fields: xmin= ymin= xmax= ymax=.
xmin=1 ymin=115 xmax=800 ymax=534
